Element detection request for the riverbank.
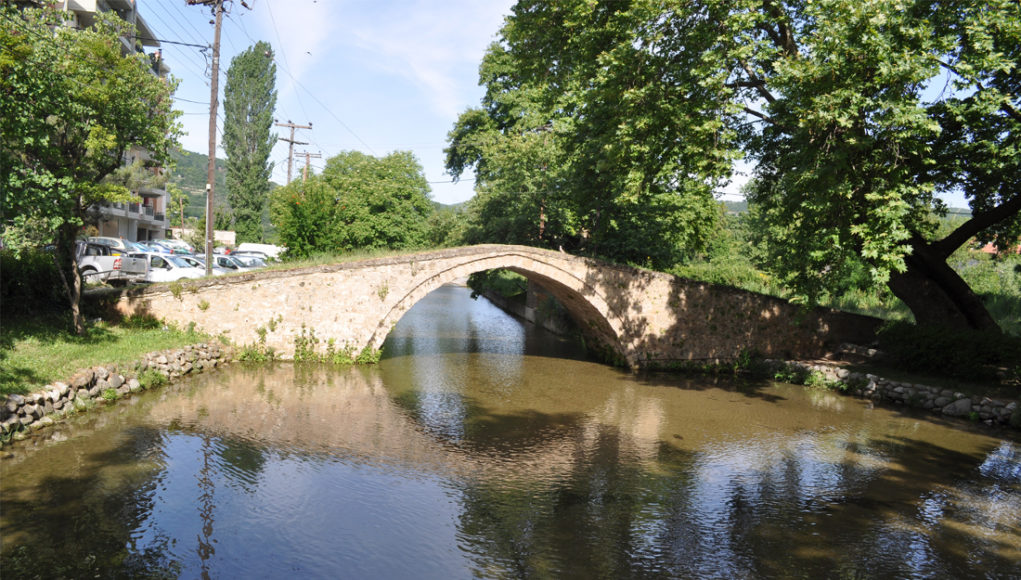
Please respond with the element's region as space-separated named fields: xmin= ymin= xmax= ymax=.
xmin=1 ymin=342 xmax=230 ymax=447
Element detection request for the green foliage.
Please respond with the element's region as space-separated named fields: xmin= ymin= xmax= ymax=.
xmin=138 ymin=369 xmax=167 ymax=390
xmin=0 ymin=5 xmax=181 ymax=333
xmin=168 ymin=148 xmax=227 ymax=219
xmin=447 ymin=0 xmax=1019 ymax=329
xmin=740 ymin=0 xmax=1020 ymax=329
xmin=101 ymin=388 xmax=119 ymax=401
xmin=467 ymin=269 xmax=528 ymax=300
xmin=224 ymin=41 xmax=277 ymax=243
xmin=270 ymin=151 xmax=433 ymax=258
xmin=120 ymin=315 xmax=162 ymax=330
xmin=877 ymin=321 xmax=1021 ymax=382
xmin=294 ymin=328 xmax=380 ymax=365
xmin=293 ymin=324 xmax=320 ymax=363
xmin=446 ymin=1 xmax=733 ymax=268
xmin=197 ymin=300 xmax=210 ymax=311
xmin=0 ymin=248 xmax=65 ymax=313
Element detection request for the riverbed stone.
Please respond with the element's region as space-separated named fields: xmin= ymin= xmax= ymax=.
xmin=128 ymin=379 xmax=142 ymax=393
xmin=942 ymin=398 xmax=973 ymax=417
xmin=108 ymin=374 xmax=125 ymax=389
xmin=94 ymin=366 xmax=109 ymax=380
xmin=71 ymin=370 xmax=94 ymax=389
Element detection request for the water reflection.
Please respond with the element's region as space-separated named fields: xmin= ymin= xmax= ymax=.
xmin=1 ymin=285 xmax=1019 ymax=578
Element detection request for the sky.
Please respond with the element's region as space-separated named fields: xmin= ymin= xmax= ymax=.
xmin=144 ymin=0 xmax=515 ymax=206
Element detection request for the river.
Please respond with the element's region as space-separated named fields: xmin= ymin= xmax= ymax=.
xmin=2 ymin=284 xmax=1019 ymax=578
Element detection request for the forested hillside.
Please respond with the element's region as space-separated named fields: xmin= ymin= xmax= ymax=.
xmin=169 ymin=148 xmax=227 ymax=219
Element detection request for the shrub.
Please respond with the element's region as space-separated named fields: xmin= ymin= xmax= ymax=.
xmin=0 ymin=248 xmax=65 ymax=314
xmin=877 ymin=321 xmax=1021 ymax=382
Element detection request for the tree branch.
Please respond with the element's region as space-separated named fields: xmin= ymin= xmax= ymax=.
xmin=762 ymin=0 xmax=799 ymax=57
xmin=931 ymin=191 xmax=1021 ymax=259
xmin=936 ymin=58 xmax=1021 ymax=124
xmin=738 ymin=59 xmax=777 ymax=104
xmin=742 ymin=106 xmax=774 ymax=124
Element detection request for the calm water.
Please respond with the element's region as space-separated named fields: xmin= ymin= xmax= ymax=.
xmin=2 ymin=285 xmax=1019 ymax=579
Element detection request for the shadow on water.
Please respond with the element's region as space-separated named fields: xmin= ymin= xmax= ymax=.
xmin=1 ymin=425 xmax=182 ymax=579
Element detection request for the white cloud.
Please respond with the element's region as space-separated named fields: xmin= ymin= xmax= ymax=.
xmin=341 ymin=0 xmax=512 ymax=118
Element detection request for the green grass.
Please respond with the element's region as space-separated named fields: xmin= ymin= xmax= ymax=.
xmin=0 ymin=314 xmax=208 ymax=396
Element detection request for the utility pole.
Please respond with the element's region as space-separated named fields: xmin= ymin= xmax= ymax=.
xmin=298 ymin=151 xmax=322 ymax=182
xmin=188 ymin=0 xmax=225 ymax=276
xmin=275 ymin=120 xmax=311 ymax=185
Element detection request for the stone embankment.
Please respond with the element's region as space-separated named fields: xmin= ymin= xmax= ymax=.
xmin=775 ymin=358 xmax=1020 ymax=428
xmin=1 ymin=342 xmax=229 ymax=444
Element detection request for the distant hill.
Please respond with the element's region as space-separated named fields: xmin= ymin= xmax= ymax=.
xmin=169 ymin=148 xmax=228 ymax=219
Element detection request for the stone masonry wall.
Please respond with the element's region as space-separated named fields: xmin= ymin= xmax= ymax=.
xmin=98 ymin=245 xmax=881 ymax=368
xmin=0 ymin=343 xmax=228 ymax=444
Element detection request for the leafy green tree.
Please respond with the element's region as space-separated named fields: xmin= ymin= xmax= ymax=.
xmin=270 ymin=150 xmax=433 ymax=258
xmin=223 ymin=41 xmax=277 ymax=243
xmin=451 ymin=0 xmax=1020 ymax=331
xmin=446 ymin=1 xmax=728 ymax=268
xmin=1 ymin=6 xmax=180 ymax=333
xmin=739 ymin=0 xmax=1020 ymax=331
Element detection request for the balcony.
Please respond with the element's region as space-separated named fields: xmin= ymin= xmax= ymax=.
xmin=129 ymin=202 xmax=140 ymax=213
xmin=154 ymin=212 xmax=166 ymax=223
xmin=141 ymin=205 xmax=154 ymax=218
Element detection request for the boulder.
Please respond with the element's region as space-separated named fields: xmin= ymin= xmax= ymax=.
xmin=942 ymin=398 xmax=973 ymax=417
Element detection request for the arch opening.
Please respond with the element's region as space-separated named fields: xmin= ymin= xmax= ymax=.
xmin=367 ymin=254 xmax=631 ymax=366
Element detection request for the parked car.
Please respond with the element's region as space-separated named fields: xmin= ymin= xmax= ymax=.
xmin=134 ymin=241 xmax=170 ymax=254
xmin=159 ymin=238 xmax=194 ymax=254
xmin=87 ymin=236 xmax=146 ymax=256
xmin=210 ymin=254 xmax=258 ymax=273
xmin=128 ymin=252 xmax=205 ymax=282
xmin=230 ymin=254 xmax=268 ymax=269
xmin=185 ymin=256 xmax=232 ymax=276
xmin=236 ymin=242 xmax=284 ymax=260
xmin=76 ymin=241 xmax=147 ymax=285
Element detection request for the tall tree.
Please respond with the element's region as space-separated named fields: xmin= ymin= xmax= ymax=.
xmin=449 ymin=0 xmax=1020 ymax=331
xmin=1 ymin=6 xmax=180 ymax=333
xmin=270 ymin=150 xmax=433 ymax=258
xmin=223 ymin=41 xmax=277 ymax=243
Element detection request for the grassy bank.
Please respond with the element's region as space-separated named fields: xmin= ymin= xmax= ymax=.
xmin=0 ymin=314 xmax=209 ymax=396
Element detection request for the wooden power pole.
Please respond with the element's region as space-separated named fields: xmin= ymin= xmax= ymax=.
xmin=276 ymin=120 xmax=311 ymax=185
xmin=187 ymin=0 xmax=225 ymax=276
xmin=298 ymin=151 xmax=322 ymax=182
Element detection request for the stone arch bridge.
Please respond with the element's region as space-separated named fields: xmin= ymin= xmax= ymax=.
xmin=108 ymin=245 xmax=879 ymax=368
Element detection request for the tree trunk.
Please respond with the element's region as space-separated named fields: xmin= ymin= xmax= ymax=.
xmin=55 ymin=223 xmax=86 ymax=335
xmin=886 ymin=239 xmax=1000 ymax=332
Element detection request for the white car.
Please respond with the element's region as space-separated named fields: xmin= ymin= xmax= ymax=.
xmin=184 ymin=255 xmax=232 ymax=276
xmin=129 ymin=252 xmax=206 ymax=282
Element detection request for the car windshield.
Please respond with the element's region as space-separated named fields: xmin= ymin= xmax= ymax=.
xmin=168 ymin=256 xmax=195 ymax=268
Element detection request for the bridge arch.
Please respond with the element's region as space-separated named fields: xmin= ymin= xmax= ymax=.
xmin=367 ymin=250 xmax=632 ymax=365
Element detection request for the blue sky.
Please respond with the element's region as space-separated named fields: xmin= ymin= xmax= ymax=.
xmin=147 ymin=0 xmax=514 ymax=205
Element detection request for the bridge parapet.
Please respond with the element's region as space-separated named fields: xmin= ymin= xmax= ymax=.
xmin=104 ymin=245 xmax=880 ymax=367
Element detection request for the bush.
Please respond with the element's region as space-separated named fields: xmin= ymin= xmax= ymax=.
xmin=877 ymin=321 xmax=1021 ymax=381
xmin=0 ymin=248 xmax=65 ymax=314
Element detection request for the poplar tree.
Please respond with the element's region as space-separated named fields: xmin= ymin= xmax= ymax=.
xmin=223 ymin=41 xmax=277 ymax=243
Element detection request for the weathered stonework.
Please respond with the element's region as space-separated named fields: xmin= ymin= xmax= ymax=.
xmin=98 ymin=245 xmax=880 ymax=368
xmin=0 ymin=343 xmax=228 ymax=445
xmin=770 ymin=359 xmax=1020 ymax=427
